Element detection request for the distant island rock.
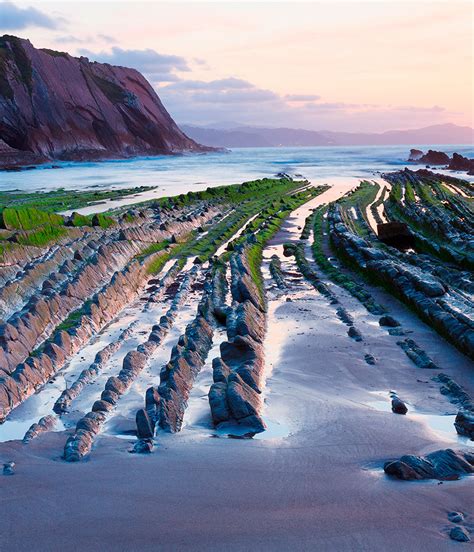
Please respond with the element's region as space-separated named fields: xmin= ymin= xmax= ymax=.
xmin=448 ymin=152 xmax=474 ymax=174
xmin=407 ymin=149 xmax=423 ymax=161
xmin=0 ymin=35 xmax=211 ymax=169
xmin=407 ymin=149 xmax=474 ymax=175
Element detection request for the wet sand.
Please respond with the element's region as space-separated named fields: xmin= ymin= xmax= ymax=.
xmin=1 ymin=180 xmax=473 ymax=551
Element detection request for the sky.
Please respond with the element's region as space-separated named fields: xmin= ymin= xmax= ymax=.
xmin=1 ymin=1 xmax=473 ymax=132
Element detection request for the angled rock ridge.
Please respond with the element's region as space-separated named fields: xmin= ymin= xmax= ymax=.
xmin=0 ymin=35 xmax=210 ymax=167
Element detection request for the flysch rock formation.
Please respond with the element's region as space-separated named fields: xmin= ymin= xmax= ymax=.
xmin=0 ymin=35 xmax=212 ymax=168
xmin=0 ymin=203 xmax=220 ymax=423
xmin=208 ymin=241 xmax=267 ymax=435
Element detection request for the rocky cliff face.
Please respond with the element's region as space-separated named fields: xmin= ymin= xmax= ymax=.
xmin=0 ymin=35 xmax=208 ymax=167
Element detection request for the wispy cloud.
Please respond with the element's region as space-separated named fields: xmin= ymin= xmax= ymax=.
xmin=0 ymin=1 xmax=61 ymax=30
xmin=79 ymin=46 xmax=189 ymax=81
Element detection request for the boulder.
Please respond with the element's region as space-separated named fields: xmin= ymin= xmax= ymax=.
xmin=348 ymin=326 xmax=362 ymax=341
xmin=384 ymin=449 xmax=474 ymax=480
xmin=447 ymin=512 xmax=464 ymax=523
xmin=449 ymin=527 xmax=470 ymax=543
xmin=454 ymin=410 xmax=474 ymax=439
xmin=379 ymin=315 xmax=401 ymax=328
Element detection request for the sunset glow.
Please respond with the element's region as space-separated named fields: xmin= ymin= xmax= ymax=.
xmin=4 ymin=0 xmax=473 ymax=131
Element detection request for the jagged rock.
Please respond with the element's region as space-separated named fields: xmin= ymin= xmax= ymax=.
xmin=419 ymin=150 xmax=450 ymax=165
xmin=227 ymin=373 xmax=265 ymax=428
xmin=221 ymin=335 xmax=264 ymax=392
xmin=408 ymin=149 xmax=423 ymax=162
xmin=364 ymin=354 xmax=376 ymax=365
xmin=136 ymin=408 xmax=154 ymax=439
xmin=212 ymin=357 xmax=231 ymax=383
xmin=208 ymin=382 xmax=231 ymax=425
xmin=384 ymin=449 xmax=474 ymax=480
xmin=449 ymin=527 xmax=470 ymax=543
xmin=391 ymin=397 xmax=408 ymax=415
xmin=227 ymin=300 xmax=266 ymax=343
xmin=379 ymin=315 xmax=400 ymax=328
xmin=448 ymin=153 xmax=474 ymax=173
xmin=454 ymin=410 xmax=474 ymax=439
xmin=145 ymin=387 xmax=161 ymax=414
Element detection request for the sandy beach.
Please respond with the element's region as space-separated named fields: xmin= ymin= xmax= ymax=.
xmin=1 ymin=183 xmax=472 ymax=551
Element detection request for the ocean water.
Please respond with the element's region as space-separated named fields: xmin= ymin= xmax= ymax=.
xmin=1 ymin=145 xmax=472 ymax=211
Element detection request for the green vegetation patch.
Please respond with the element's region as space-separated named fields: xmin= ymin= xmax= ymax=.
xmin=0 ymin=207 xmax=64 ymax=230
xmin=40 ymin=48 xmax=69 ymax=58
xmin=15 ymin=225 xmax=67 ymax=247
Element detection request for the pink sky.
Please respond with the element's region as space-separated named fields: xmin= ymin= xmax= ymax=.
xmin=4 ymin=1 xmax=474 ymax=131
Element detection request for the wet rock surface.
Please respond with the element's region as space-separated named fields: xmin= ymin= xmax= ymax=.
xmin=449 ymin=526 xmax=471 ymax=543
xmin=384 ymin=449 xmax=474 ymax=480
xmin=22 ymin=415 xmax=57 ymax=443
xmin=208 ymin=244 xmax=267 ymax=435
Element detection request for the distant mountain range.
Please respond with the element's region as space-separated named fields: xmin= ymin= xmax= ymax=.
xmin=180 ymin=123 xmax=474 ymax=148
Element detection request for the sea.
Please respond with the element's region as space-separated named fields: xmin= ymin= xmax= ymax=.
xmin=1 ymin=145 xmax=473 ymax=214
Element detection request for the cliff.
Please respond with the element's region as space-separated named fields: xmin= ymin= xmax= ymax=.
xmin=0 ymin=35 xmax=209 ymax=167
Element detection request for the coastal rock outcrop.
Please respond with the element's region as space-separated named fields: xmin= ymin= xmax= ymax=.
xmin=0 ymin=35 xmax=210 ymax=168
xmin=383 ymin=449 xmax=474 ymax=480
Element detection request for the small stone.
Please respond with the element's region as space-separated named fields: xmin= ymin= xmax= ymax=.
xmin=448 ymin=512 xmax=464 ymax=523
xmin=3 ymin=462 xmax=15 ymax=475
xmin=348 ymin=326 xmax=362 ymax=341
xmin=379 ymin=315 xmax=401 ymax=328
xmin=391 ymin=397 xmax=408 ymax=415
xmin=364 ymin=354 xmax=376 ymax=365
xmin=449 ymin=526 xmax=470 ymax=543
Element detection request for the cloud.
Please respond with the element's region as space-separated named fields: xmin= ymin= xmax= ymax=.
xmin=79 ymin=46 xmax=189 ymax=81
xmin=97 ymin=34 xmax=115 ymax=44
xmin=0 ymin=1 xmax=59 ymax=30
xmin=161 ymin=78 xmax=279 ymax=105
xmin=55 ymin=34 xmax=117 ymax=46
xmin=285 ymin=94 xmax=321 ymax=102
xmin=157 ymin=74 xmax=451 ymax=132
